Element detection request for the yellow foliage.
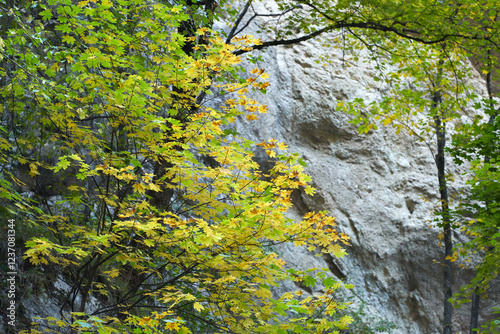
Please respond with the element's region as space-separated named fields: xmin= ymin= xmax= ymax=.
xmin=5 ymin=1 xmax=350 ymax=333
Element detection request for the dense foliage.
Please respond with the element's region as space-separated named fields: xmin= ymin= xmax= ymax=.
xmin=0 ymin=0 xmax=351 ymax=333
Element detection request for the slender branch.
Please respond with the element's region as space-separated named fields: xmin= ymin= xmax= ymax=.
xmin=233 ymin=26 xmax=331 ymax=55
xmin=77 ymin=115 xmax=113 ymax=122
xmin=226 ymin=0 xmax=253 ymax=44
xmin=233 ymin=6 xmax=301 ymax=39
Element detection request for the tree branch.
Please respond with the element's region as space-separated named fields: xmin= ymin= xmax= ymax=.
xmin=226 ymin=0 xmax=253 ymax=44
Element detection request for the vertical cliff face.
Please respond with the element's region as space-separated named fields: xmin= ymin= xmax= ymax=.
xmin=218 ymin=3 xmax=495 ymax=332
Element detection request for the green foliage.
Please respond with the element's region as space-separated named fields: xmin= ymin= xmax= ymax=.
xmin=480 ymin=308 xmax=500 ymax=333
xmin=336 ymin=37 xmax=471 ymax=138
xmin=0 ymin=0 xmax=352 ymax=333
xmin=272 ymin=0 xmax=500 ymax=49
xmin=450 ymin=112 xmax=500 ymax=309
xmin=332 ymin=293 xmax=397 ymax=334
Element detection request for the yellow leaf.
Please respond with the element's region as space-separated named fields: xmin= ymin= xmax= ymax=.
xmin=266 ymin=150 xmax=276 ymax=158
xmin=304 ymin=186 xmax=315 ymax=196
xmin=193 ymin=302 xmax=204 ymax=312
xmin=133 ymin=183 xmax=146 ymax=194
xmin=277 ymin=142 xmax=288 ymax=150
xmin=29 ymin=163 xmax=40 ymax=177
xmin=148 ymin=183 xmax=161 ymax=192
xmin=105 ymin=268 xmax=120 ymax=278
xmin=166 ymin=321 xmax=181 ymax=330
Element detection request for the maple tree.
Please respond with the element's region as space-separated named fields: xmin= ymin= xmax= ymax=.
xmin=0 ymin=0 xmax=351 ymax=333
xmin=174 ymin=1 xmax=500 ymax=332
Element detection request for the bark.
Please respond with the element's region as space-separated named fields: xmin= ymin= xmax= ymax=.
xmin=431 ymin=61 xmax=453 ymax=334
xmin=436 ymin=110 xmax=453 ymax=334
xmin=470 ymin=291 xmax=480 ymax=334
xmin=79 ymin=254 xmax=102 ymax=313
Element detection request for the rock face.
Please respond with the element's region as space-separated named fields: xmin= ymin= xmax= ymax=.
xmin=217 ymin=2 xmax=496 ymax=333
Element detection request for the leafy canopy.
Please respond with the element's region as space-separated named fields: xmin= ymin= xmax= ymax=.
xmin=0 ymin=0 xmax=351 ymax=333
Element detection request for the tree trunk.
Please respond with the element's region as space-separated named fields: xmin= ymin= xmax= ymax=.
xmin=147 ymin=0 xmax=219 ymax=211
xmin=470 ymin=290 xmax=480 ymax=333
xmin=436 ymin=111 xmax=453 ymax=334
xmin=432 ymin=61 xmax=453 ymax=334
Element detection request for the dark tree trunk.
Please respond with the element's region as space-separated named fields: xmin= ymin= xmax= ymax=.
xmin=470 ymin=290 xmax=480 ymax=334
xmin=147 ymin=0 xmax=219 ymax=211
xmin=436 ymin=111 xmax=453 ymax=334
xmin=431 ymin=61 xmax=453 ymax=334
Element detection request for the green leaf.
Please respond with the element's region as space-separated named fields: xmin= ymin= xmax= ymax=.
xmin=40 ymin=9 xmax=53 ymax=21
xmin=54 ymin=157 xmax=71 ymax=172
xmin=322 ymin=276 xmax=337 ymax=288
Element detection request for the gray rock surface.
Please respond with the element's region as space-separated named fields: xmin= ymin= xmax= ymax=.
xmin=215 ymin=2 xmax=497 ymax=332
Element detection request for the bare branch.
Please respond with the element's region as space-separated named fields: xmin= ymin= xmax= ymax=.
xmin=226 ymin=0 xmax=253 ymax=44
xmin=233 ymin=26 xmax=331 ymax=55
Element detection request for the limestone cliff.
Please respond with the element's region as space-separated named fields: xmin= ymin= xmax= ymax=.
xmin=218 ymin=2 xmax=497 ymax=332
